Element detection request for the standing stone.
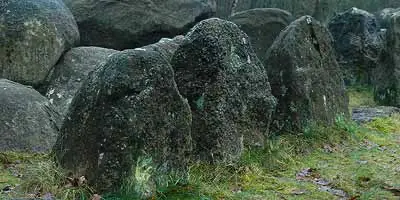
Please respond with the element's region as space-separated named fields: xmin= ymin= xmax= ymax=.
xmin=328 ymin=8 xmax=384 ymax=86
xmin=265 ymin=16 xmax=349 ymax=133
xmin=228 ymin=8 xmax=294 ymax=62
xmin=373 ymin=11 xmax=400 ymax=107
xmin=0 ymin=79 xmax=60 ymax=152
xmin=171 ymin=18 xmax=277 ymax=163
xmin=0 ymin=0 xmax=79 ymax=87
xmin=63 ymin=0 xmax=215 ymax=50
xmin=44 ymin=47 xmax=118 ymax=120
xmin=54 ymin=49 xmax=192 ymax=193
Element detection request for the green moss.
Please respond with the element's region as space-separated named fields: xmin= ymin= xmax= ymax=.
xmin=194 ymin=94 xmax=205 ymax=111
xmin=366 ymin=114 xmax=400 ymax=134
xmin=153 ymin=114 xmax=400 ymax=199
xmin=347 ymin=86 xmax=376 ymax=110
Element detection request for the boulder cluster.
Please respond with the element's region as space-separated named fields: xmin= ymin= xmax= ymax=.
xmin=1 ymin=0 xmax=400 ymax=196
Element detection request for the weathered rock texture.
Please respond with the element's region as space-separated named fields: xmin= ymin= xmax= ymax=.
xmin=54 ymin=49 xmax=192 ymax=193
xmin=141 ymin=35 xmax=185 ymax=62
xmin=328 ymin=8 xmax=384 ymax=86
xmin=0 ymin=0 xmax=79 ymax=87
xmin=44 ymin=47 xmax=118 ymax=119
xmin=63 ymin=0 xmax=215 ymax=50
xmin=0 ymin=79 xmax=60 ymax=152
xmin=228 ymin=8 xmax=294 ymax=62
xmin=377 ymin=8 xmax=400 ymax=28
xmin=265 ymin=16 xmax=349 ymax=133
xmin=373 ymin=11 xmax=400 ymax=107
xmin=171 ymin=18 xmax=277 ymax=163
xmin=215 ymin=0 xmax=400 ymax=23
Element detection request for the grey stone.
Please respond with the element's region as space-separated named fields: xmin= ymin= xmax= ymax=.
xmin=228 ymin=8 xmax=294 ymax=62
xmin=63 ymin=0 xmax=215 ymax=50
xmin=215 ymin=0 xmax=400 ymax=23
xmin=0 ymin=79 xmax=61 ymax=152
xmin=373 ymin=11 xmax=400 ymax=107
xmin=265 ymin=16 xmax=349 ymax=133
xmin=44 ymin=47 xmax=118 ymax=120
xmin=141 ymin=35 xmax=185 ymax=62
xmin=0 ymin=0 xmax=79 ymax=87
xmin=328 ymin=7 xmax=384 ymax=86
xmin=54 ymin=49 xmax=192 ymax=193
xmin=171 ymin=18 xmax=277 ymax=163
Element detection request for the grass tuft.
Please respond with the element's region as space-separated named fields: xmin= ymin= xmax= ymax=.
xmin=2 ymin=86 xmax=400 ymax=199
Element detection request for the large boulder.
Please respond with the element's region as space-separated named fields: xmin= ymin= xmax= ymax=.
xmin=141 ymin=35 xmax=185 ymax=62
xmin=264 ymin=16 xmax=349 ymax=133
xmin=44 ymin=47 xmax=118 ymax=119
xmin=216 ymin=0 xmax=318 ymax=19
xmin=54 ymin=49 xmax=192 ymax=193
xmin=228 ymin=8 xmax=294 ymax=62
xmin=215 ymin=0 xmax=400 ymax=23
xmin=171 ymin=18 xmax=277 ymax=163
xmin=63 ymin=0 xmax=215 ymax=50
xmin=328 ymin=8 xmax=384 ymax=86
xmin=0 ymin=79 xmax=61 ymax=152
xmin=376 ymin=8 xmax=400 ymax=28
xmin=373 ymin=11 xmax=400 ymax=107
xmin=0 ymin=0 xmax=79 ymax=87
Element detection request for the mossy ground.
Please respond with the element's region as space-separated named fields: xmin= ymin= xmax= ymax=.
xmin=347 ymin=86 xmax=376 ymax=110
xmin=158 ymin=114 xmax=400 ymax=200
xmin=1 ymin=88 xmax=399 ymax=200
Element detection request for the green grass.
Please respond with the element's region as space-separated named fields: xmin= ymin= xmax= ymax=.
xmin=1 ymin=86 xmax=399 ymax=199
xmin=158 ymin=115 xmax=400 ymax=200
xmin=347 ymin=86 xmax=376 ymax=110
xmin=0 ymin=153 xmax=93 ymax=199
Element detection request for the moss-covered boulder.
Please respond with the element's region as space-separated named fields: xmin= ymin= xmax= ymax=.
xmin=0 ymin=79 xmax=61 ymax=152
xmin=44 ymin=47 xmax=118 ymax=119
xmin=63 ymin=0 xmax=215 ymax=50
xmin=264 ymin=16 xmax=349 ymax=133
xmin=0 ymin=0 xmax=79 ymax=87
xmin=171 ymin=18 xmax=277 ymax=163
xmin=228 ymin=8 xmax=294 ymax=62
xmin=328 ymin=8 xmax=384 ymax=86
xmin=373 ymin=11 xmax=400 ymax=107
xmin=53 ymin=49 xmax=192 ymax=193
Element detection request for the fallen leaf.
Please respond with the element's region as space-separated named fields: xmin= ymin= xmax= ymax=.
xmin=313 ymin=178 xmax=330 ymax=186
xmin=356 ymin=160 xmax=368 ymax=165
xmin=358 ymin=176 xmax=371 ymax=182
xmin=43 ymin=193 xmax=55 ymax=200
xmin=349 ymin=195 xmax=360 ymax=200
xmin=91 ymin=194 xmax=102 ymax=200
xmin=290 ymin=189 xmax=307 ymax=195
xmin=65 ymin=175 xmax=87 ymax=187
xmin=296 ymin=168 xmax=320 ymax=181
xmin=1 ymin=185 xmax=14 ymax=193
xmin=319 ymin=186 xmax=347 ymax=197
xmin=383 ymin=186 xmax=400 ymax=196
xmin=230 ymin=185 xmax=242 ymax=193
